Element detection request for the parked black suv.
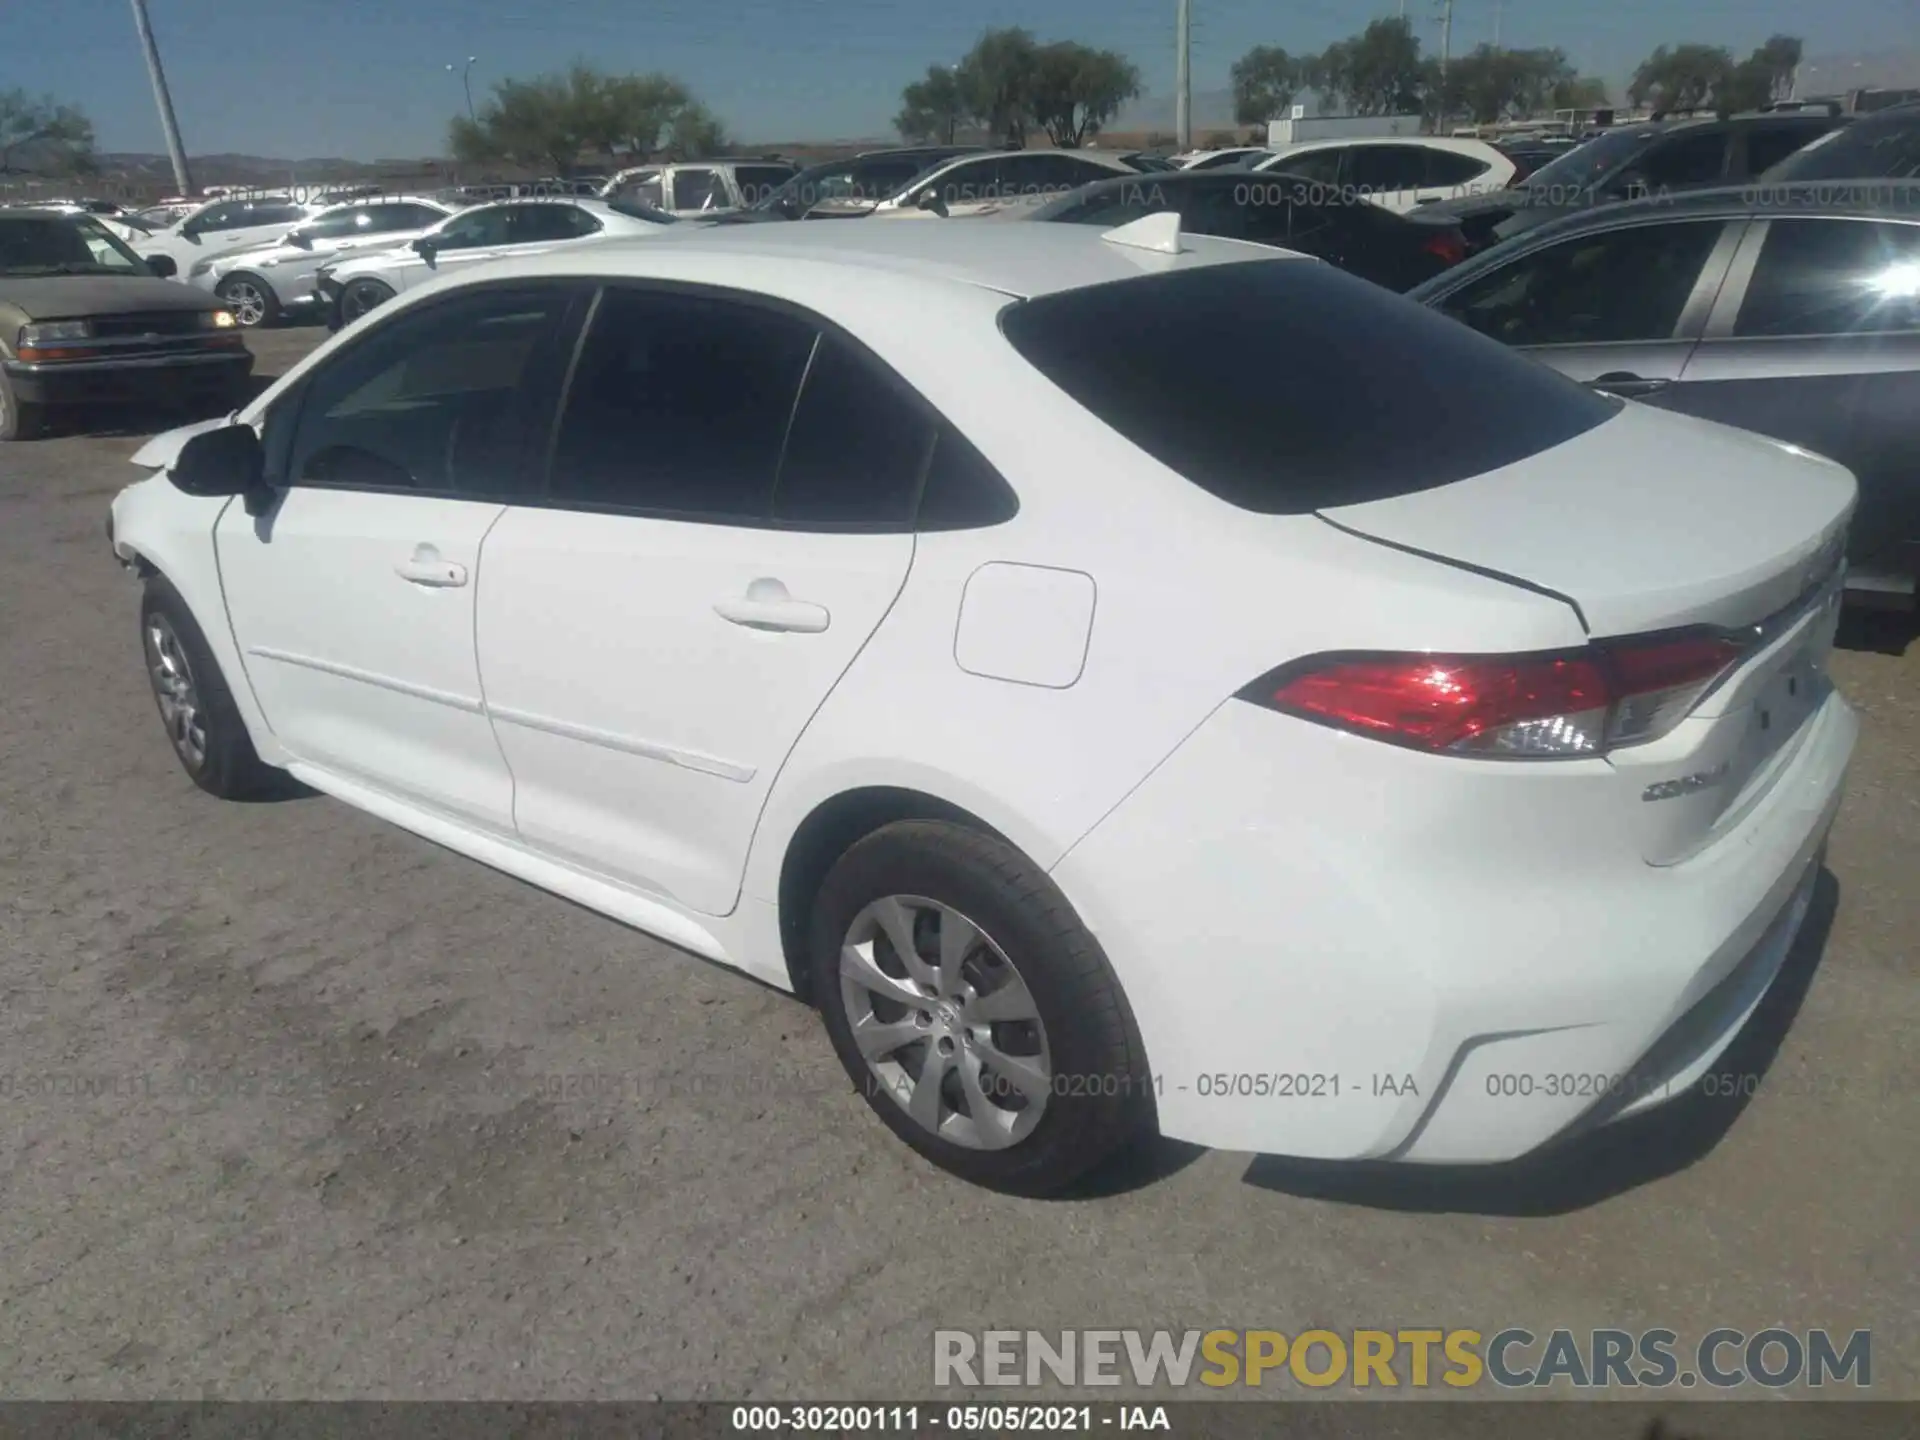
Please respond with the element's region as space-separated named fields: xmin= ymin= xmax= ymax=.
xmin=1421 ymin=106 xmax=1853 ymax=248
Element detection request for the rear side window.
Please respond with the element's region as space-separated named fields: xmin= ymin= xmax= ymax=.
xmin=1734 ymin=219 xmax=1920 ymax=337
xmin=999 ymin=260 xmax=1616 ymax=514
xmin=771 ymin=337 xmax=934 ymax=527
xmin=1636 ymin=131 xmax=1728 ymax=188
xmin=917 ymin=426 xmax=1020 ymax=530
xmin=1424 ymin=150 xmax=1489 ymax=186
xmin=1744 ymin=124 xmax=1829 ymax=175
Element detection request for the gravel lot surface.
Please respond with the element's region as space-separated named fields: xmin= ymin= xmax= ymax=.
xmin=0 ymin=325 xmax=1913 ymax=1404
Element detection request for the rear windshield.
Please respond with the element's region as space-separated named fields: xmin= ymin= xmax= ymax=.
xmin=1762 ymin=111 xmax=1920 ymax=182
xmin=998 ymin=258 xmax=1618 ymax=513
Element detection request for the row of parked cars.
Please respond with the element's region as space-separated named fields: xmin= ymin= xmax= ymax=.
xmin=8 ymin=103 xmax=1920 ymax=602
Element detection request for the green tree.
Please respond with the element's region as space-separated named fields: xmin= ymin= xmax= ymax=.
xmin=449 ymin=64 xmax=724 ymax=173
xmin=0 ymin=90 xmax=94 ymax=176
xmin=1628 ymin=43 xmax=1734 ymax=112
xmin=1230 ymin=46 xmax=1303 ymax=126
xmin=1028 ymin=41 xmax=1140 ymax=147
xmin=1335 ymin=18 xmax=1427 ymax=115
xmin=956 ymin=27 xmax=1043 ymax=148
xmin=1551 ymin=75 xmax=1611 ymax=111
xmin=896 ymin=64 xmax=970 ymax=144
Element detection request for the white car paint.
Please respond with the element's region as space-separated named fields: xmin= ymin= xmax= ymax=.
xmin=110 ymin=218 xmax=1857 ymax=1178
xmin=1251 ymin=136 xmax=1519 ymax=212
xmin=188 ymin=196 xmax=458 ymax=319
xmin=865 ymin=149 xmax=1140 ymax=219
xmin=131 ymin=196 xmax=319 ymax=277
xmin=1172 ymin=147 xmax=1273 ymax=171
xmin=315 ymin=197 xmax=673 ymax=303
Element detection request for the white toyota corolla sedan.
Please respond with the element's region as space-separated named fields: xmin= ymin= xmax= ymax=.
xmin=108 ymin=215 xmax=1858 ymax=1195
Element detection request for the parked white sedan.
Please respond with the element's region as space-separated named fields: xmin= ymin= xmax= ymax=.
xmin=131 ymin=195 xmax=319 ymax=279
xmin=314 ymin=196 xmax=675 ymax=328
xmin=109 ymin=216 xmax=1856 ymax=1194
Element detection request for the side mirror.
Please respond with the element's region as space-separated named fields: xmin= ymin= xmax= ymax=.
xmin=286 ymin=231 xmax=313 ymax=249
xmin=915 ymin=188 xmax=948 ymax=216
xmin=412 ymin=237 xmax=439 ymax=262
xmin=169 ymin=424 xmax=265 ymax=500
xmin=145 ymin=254 xmax=178 ymax=279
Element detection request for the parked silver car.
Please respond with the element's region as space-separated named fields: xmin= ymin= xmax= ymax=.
xmin=187 ymin=196 xmax=459 ymax=327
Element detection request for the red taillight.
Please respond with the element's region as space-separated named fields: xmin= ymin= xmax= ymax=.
xmin=1421 ymin=229 xmax=1468 ymax=266
xmin=1242 ymin=634 xmax=1748 ymax=759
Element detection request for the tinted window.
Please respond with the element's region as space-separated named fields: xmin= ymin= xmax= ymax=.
xmin=298 ymin=210 xmax=373 ymax=242
xmin=288 ymin=287 xmax=572 ymax=499
xmin=1347 ymin=146 xmax=1429 ymax=190
xmin=734 ymin=165 xmax=796 ymax=204
xmin=1435 ymin=220 xmax=1725 ymax=345
xmin=672 ymin=169 xmax=724 ymax=210
xmin=433 ymin=207 xmax=514 ymax=249
xmin=928 ymin=156 xmax=1010 ymax=204
xmin=1424 ymin=149 xmax=1489 ymax=186
xmin=1038 ymin=179 xmax=1173 ymax=226
xmin=1635 ymin=131 xmax=1727 ymax=189
xmin=916 ymin=426 xmax=1020 ymax=530
xmin=1000 ymin=261 xmax=1616 ymax=514
xmin=1274 ymin=148 xmax=1341 ymax=183
xmin=1744 ymin=124 xmax=1828 ymax=175
xmin=187 ymin=204 xmax=238 ymax=232
xmin=549 ymin=288 xmax=817 ymax=518
xmin=771 ymin=338 xmax=934 ymax=526
xmin=1734 ymin=219 xmax=1920 ymax=337
xmin=365 ymin=203 xmax=446 ymax=232
xmin=506 ymin=203 xmax=600 ymax=241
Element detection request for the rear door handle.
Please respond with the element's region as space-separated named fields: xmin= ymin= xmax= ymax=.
xmin=1591 ymin=371 xmax=1671 ymax=398
xmin=396 ymin=544 xmax=468 ymax=587
xmin=714 ymin=578 xmax=829 ymax=633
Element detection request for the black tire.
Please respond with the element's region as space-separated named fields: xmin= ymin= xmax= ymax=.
xmin=139 ymin=574 xmax=283 ymax=800
xmin=810 ymin=820 xmax=1151 ymax=1195
xmin=0 ymin=363 xmax=45 ymax=441
xmin=215 ymin=272 xmax=281 ymax=329
xmin=338 ymin=277 xmax=396 ymax=326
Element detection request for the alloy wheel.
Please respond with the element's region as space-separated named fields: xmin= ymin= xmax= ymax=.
xmin=145 ymin=613 xmax=207 ymax=769
xmin=220 ymin=279 xmax=268 ymax=327
xmin=341 ymin=282 xmax=391 ymax=324
xmin=838 ymin=895 xmax=1052 ymax=1150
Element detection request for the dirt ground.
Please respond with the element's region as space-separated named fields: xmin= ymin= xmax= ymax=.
xmin=0 ymin=325 xmax=1913 ymax=1404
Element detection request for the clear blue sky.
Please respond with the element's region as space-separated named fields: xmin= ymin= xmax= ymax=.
xmin=4 ymin=0 xmax=1905 ymax=159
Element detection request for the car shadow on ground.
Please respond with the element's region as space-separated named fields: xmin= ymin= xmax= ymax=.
xmin=1236 ymin=868 xmax=1841 ymax=1217
xmin=1836 ymin=606 xmax=1916 ymax=657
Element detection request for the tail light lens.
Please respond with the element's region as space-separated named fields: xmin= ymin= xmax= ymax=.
xmin=1240 ymin=633 xmax=1750 ymax=759
xmin=1421 ymin=228 xmax=1468 ymax=266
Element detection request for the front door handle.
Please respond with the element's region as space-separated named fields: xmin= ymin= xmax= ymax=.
xmin=1591 ymin=371 xmax=1671 ymax=398
xmin=396 ymin=544 xmax=468 ymax=588
xmin=714 ymin=578 xmax=829 ymax=633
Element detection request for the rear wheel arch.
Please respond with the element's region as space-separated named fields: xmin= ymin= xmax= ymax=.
xmin=775 ymin=786 xmax=1018 ymax=1002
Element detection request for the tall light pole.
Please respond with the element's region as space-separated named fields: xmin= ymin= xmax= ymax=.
xmin=447 ymin=56 xmax=477 ymax=121
xmin=1175 ymin=0 xmax=1192 ymax=150
xmin=946 ymin=63 xmax=959 ymax=145
xmin=129 ymin=0 xmax=193 ymax=196
xmin=1492 ymin=0 xmax=1503 ymax=48
xmin=1436 ymin=0 xmax=1454 ymax=132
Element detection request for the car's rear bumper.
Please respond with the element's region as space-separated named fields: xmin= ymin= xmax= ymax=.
xmin=4 ymin=349 xmax=252 ymax=406
xmin=1050 ymin=688 xmax=1856 ymax=1164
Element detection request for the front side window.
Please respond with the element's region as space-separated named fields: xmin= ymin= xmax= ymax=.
xmin=362 ymin=203 xmax=447 ymax=233
xmin=1346 ymin=145 xmax=1429 ymax=191
xmin=185 ymin=204 xmax=238 ymax=234
xmin=548 ymin=287 xmax=818 ymax=519
xmin=1634 ymin=131 xmax=1729 ymax=190
xmin=1273 ymin=148 xmax=1341 ymax=184
xmin=1744 ymin=123 xmax=1831 ymax=175
xmin=0 ymin=215 xmax=142 ymax=274
xmin=733 ymin=165 xmax=796 ymax=206
xmin=503 ymin=203 xmax=601 ymax=243
xmin=287 ymin=287 xmax=574 ymax=499
xmin=671 ymin=169 xmax=723 ymax=211
xmin=1434 ymin=220 xmax=1726 ymax=346
xmin=1734 ymin=219 xmax=1920 ymax=337
xmin=431 ymin=207 xmax=514 ymax=250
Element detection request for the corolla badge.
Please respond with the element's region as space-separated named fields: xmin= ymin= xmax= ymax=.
xmin=1643 ymin=763 xmax=1731 ymax=802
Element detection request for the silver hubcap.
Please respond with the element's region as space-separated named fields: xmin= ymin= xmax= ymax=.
xmin=839 ymin=895 xmax=1051 ymax=1150
xmin=145 ymin=614 xmax=207 ymax=769
xmin=222 ymin=281 xmax=266 ymax=326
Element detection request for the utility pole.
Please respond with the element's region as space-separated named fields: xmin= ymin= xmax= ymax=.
xmin=1492 ymin=0 xmax=1503 ymax=48
xmin=1175 ymin=0 xmax=1191 ymax=150
xmin=1436 ymin=0 xmax=1454 ymax=133
xmin=129 ymin=0 xmax=193 ymax=196
xmin=447 ymin=57 xmax=477 ymax=121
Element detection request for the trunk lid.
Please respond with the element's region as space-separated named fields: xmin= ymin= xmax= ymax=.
xmin=1317 ymin=401 xmax=1856 ymax=638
